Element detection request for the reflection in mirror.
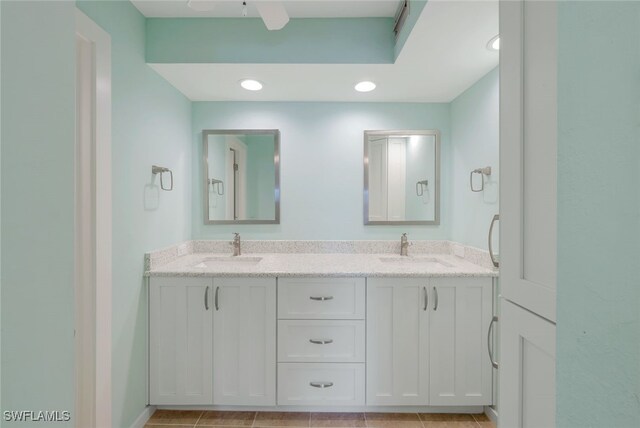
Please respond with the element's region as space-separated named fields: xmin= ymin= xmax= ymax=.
xmin=364 ymin=130 xmax=440 ymax=225
xmin=203 ymin=130 xmax=280 ymax=224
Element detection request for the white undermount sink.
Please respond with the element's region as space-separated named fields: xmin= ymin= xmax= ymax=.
xmin=192 ymin=256 xmax=263 ymax=268
xmin=378 ymin=256 xmax=453 ymax=268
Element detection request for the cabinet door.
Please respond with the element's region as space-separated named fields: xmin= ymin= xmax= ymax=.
xmin=213 ymin=278 xmax=276 ymax=405
xmin=429 ymin=278 xmax=493 ymax=405
xmin=366 ymin=278 xmax=429 ymax=405
xmin=149 ymin=277 xmax=213 ymax=405
xmin=499 ymin=299 xmax=556 ymax=428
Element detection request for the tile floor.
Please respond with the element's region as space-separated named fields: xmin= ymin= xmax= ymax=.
xmin=145 ymin=410 xmax=496 ymax=428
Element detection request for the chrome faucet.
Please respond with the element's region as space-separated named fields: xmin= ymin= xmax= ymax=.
xmin=400 ymin=233 xmax=409 ymax=256
xmin=232 ymin=233 xmax=241 ymax=256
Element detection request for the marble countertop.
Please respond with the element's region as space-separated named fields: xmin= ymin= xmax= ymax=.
xmin=146 ymin=252 xmax=498 ymax=278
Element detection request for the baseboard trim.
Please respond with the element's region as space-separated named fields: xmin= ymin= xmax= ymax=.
xmin=484 ymin=406 xmax=498 ymax=425
xmin=130 ymin=405 xmax=156 ymax=428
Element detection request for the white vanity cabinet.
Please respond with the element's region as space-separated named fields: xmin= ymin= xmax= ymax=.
xmin=149 ymin=274 xmax=493 ymax=408
xmin=366 ymin=277 xmax=493 ymax=406
xmin=277 ymin=278 xmax=366 ymax=406
xmin=149 ymin=277 xmax=213 ymax=405
xmin=212 ymin=278 xmax=276 ymax=405
xmin=148 ymin=277 xmax=276 ymax=406
xmin=366 ymin=278 xmax=430 ymax=405
xmin=429 ymin=277 xmax=493 ymax=405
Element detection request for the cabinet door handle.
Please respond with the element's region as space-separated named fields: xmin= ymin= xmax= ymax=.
xmin=310 ymin=382 xmax=333 ymax=388
xmin=489 ymin=214 xmax=499 ymax=268
xmin=204 ymin=286 xmax=210 ymax=310
xmin=488 ymin=315 xmax=499 ymax=369
xmin=433 ymin=286 xmax=438 ymax=311
xmin=310 ymin=296 xmax=333 ymax=301
xmin=214 ymin=286 xmax=220 ymax=311
xmin=423 ymin=286 xmax=428 ymax=311
xmin=309 ymin=339 xmax=333 ymax=345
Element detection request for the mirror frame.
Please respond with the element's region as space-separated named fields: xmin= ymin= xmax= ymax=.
xmin=203 ymin=129 xmax=281 ymax=225
xmin=363 ymin=129 xmax=441 ymax=225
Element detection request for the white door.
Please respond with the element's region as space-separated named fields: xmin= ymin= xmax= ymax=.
xmin=149 ymin=278 xmax=213 ymax=405
xmin=367 ymin=139 xmax=388 ymax=221
xmin=499 ymin=300 xmax=556 ymax=428
xmin=366 ymin=278 xmax=429 ymax=405
xmin=500 ymin=0 xmax=557 ymax=322
xmin=429 ymin=278 xmax=493 ymax=405
xmin=387 ymin=138 xmax=407 ymax=221
xmin=213 ymin=278 xmax=276 ymax=405
xmin=500 ymin=2 xmax=558 ymax=423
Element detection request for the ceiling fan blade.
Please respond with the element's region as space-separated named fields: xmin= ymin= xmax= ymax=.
xmin=255 ymin=1 xmax=290 ymax=30
xmin=186 ymin=0 xmax=216 ymax=12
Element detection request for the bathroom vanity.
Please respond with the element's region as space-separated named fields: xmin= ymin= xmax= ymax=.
xmin=145 ymin=240 xmax=497 ymax=411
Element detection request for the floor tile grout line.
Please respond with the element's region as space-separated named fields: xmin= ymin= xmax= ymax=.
xmin=146 ymin=422 xmax=202 ymax=427
xmin=193 ymin=410 xmax=205 ymax=428
xmin=251 ymin=411 xmax=257 ymax=428
xmin=471 ymin=413 xmax=486 ymax=427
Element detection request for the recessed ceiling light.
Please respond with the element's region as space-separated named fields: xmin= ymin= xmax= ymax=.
xmin=487 ymin=35 xmax=500 ymax=51
xmin=240 ymin=79 xmax=263 ymax=91
xmin=355 ymin=81 xmax=376 ymax=92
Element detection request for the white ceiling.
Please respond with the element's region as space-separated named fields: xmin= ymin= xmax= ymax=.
xmin=132 ymin=0 xmax=402 ymax=18
xmin=147 ymin=0 xmax=499 ymax=102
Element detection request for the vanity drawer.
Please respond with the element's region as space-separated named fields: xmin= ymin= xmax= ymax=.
xmin=278 ymin=320 xmax=365 ymax=363
xmin=277 ymin=363 xmax=365 ymax=406
xmin=277 ymin=278 xmax=365 ymax=319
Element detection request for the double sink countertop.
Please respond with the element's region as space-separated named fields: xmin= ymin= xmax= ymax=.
xmin=145 ymin=240 xmax=498 ymax=278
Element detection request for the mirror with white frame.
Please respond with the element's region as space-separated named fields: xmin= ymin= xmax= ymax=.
xmin=203 ymin=130 xmax=280 ymax=224
xmin=364 ymin=130 xmax=440 ymax=225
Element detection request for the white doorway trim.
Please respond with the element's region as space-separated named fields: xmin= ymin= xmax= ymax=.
xmin=75 ymin=9 xmax=112 ymax=428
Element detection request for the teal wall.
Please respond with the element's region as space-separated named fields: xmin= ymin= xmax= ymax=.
xmin=557 ymin=2 xmax=640 ymax=427
xmin=76 ymin=2 xmax=193 ymax=428
xmin=145 ymin=1 xmax=428 ymax=64
xmin=192 ymin=102 xmax=451 ymax=240
xmin=1 ymin=1 xmax=76 ymax=426
xmin=450 ymin=67 xmax=499 ymax=250
xmin=146 ymin=17 xmax=395 ymax=64
xmin=1 ymin=0 xmax=4 ymax=416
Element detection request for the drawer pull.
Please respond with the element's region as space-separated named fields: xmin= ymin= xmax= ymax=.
xmin=488 ymin=315 xmax=499 ymax=369
xmin=310 ymin=382 xmax=334 ymax=388
xmin=309 ymin=339 xmax=333 ymax=345
xmin=310 ymin=296 xmax=334 ymax=301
